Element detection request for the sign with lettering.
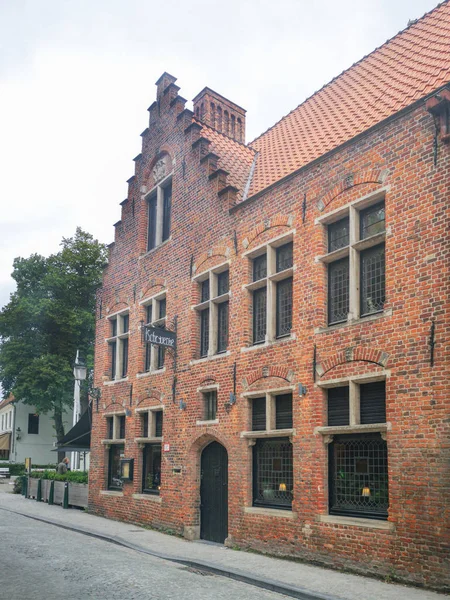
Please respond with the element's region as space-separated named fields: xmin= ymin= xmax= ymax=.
xmin=144 ymin=326 xmax=176 ymax=349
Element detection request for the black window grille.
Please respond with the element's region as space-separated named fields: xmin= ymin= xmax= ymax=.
xmin=28 ymin=414 xmax=39 ymax=435
xmin=253 ymin=254 xmax=267 ymax=281
xmin=253 ymin=438 xmax=293 ymax=509
xmin=328 ymin=218 xmax=350 ymax=252
xmin=360 ymin=202 xmax=385 ymax=239
xmin=200 ymin=308 xmax=209 ymax=357
xmin=253 ymin=287 xmax=267 ymax=344
xmin=329 ymin=434 xmax=388 ymax=519
xmin=275 ymin=394 xmax=293 ymax=429
xmin=276 ymin=277 xmax=292 ymax=338
xmin=142 ymin=412 xmax=149 ymax=437
xmin=360 ymin=381 xmax=386 ymax=424
xmin=252 ymin=397 xmax=266 ymax=431
xmin=147 ymin=195 xmax=157 ymax=251
xmin=158 ymin=298 xmax=166 ymax=319
xmin=217 ymin=301 xmax=229 ymax=353
xmin=122 ymin=314 xmax=129 ymax=333
xmin=360 ymin=244 xmax=385 ymax=316
xmin=217 ymin=270 xmax=229 ymax=296
xmin=201 ymin=279 xmax=210 ymax=302
xmin=203 ymin=390 xmax=217 ymax=421
xmin=328 ymin=258 xmax=349 ymax=324
xmin=143 ymin=443 xmax=161 ymax=494
xmin=109 ymin=341 xmax=117 ymax=379
xmin=276 ymin=242 xmax=293 ymax=272
xmin=108 ymin=444 xmax=124 ymax=491
xmin=327 ymin=386 xmax=350 ymax=426
xmin=154 ymin=411 xmax=163 ymax=438
xmin=106 ymin=417 xmax=114 ymax=439
xmin=118 ymin=415 xmax=126 ymax=439
xmin=162 ymin=182 xmax=172 ymax=242
xmin=111 ymin=319 xmax=117 ymax=337
xmin=121 ymin=338 xmax=129 ymax=378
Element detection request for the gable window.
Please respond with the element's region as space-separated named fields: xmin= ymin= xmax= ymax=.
xmin=318 ymin=196 xmax=386 ymax=326
xmin=142 ymin=293 xmax=167 ymax=373
xmin=28 ymin=413 xmax=39 ymax=435
xmin=193 ymin=265 xmax=230 ymax=359
xmin=146 ymin=178 xmax=172 ymax=251
xmin=245 ymin=235 xmax=294 ymax=345
xmin=107 ymin=312 xmax=129 ymax=381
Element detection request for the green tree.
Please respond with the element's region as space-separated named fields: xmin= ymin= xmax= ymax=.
xmin=0 ymin=228 xmax=107 ymax=440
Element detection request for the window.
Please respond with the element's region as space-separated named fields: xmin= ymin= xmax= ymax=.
xmin=194 ymin=266 xmax=230 ymax=358
xmin=143 ymin=444 xmax=161 ymax=494
xmin=327 ymin=381 xmax=386 ymax=427
xmin=142 ymin=293 xmax=167 ymax=372
xmin=253 ymin=438 xmax=293 ymax=509
xmin=104 ymin=413 xmax=126 ymax=441
xmin=250 ymin=392 xmax=293 ymax=432
xmin=246 ymin=236 xmax=294 ymax=345
xmin=28 ymin=414 xmax=39 ymax=435
xmin=320 ymin=197 xmax=386 ymax=325
xmin=203 ymin=390 xmax=217 ymax=421
xmin=108 ymin=444 xmax=124 ymax=491
xmin=107 ymin=312 xmax=129 ymax=380
xmin=147 ymin=179 xmax=172 ymax=251
xmin=138 ymin=408 xmax=163 ymax=439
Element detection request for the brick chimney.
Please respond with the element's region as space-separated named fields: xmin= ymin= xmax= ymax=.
xmin=192 ymin=87 xmax=246 ymax=143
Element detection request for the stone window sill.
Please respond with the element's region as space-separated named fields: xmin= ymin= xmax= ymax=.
xmin=136 ymin=368 xmax=166 ymax=379
xmin=190 ymin=351 xmax=230 ymax=365
xmin=100 ymin=490 xmax=123 ymax=497
xmin=315 ymin=423 xmax=390 ymax=436
xmin=316 ymin=514 xmax=395 ymax=531
xmin=241 ymin=334 xmax=296 ymax=353
xmin=101 ymin=439 xmax=126 ymax=445
xmin=244 ymin=507 xmax=296 ymax=519
xmin=241 ymin=429 xmax=295 ymax=439
xmin=315 ymin=309 xmax=392 ymax=334
xmin=103 ymin=377 xmax=129 ymax=386
xmin=132 ymin=493 xmax=162 ymax=503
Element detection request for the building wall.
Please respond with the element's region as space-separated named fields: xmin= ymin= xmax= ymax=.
xmin=88 ymin=80 xmax=450 ymax=591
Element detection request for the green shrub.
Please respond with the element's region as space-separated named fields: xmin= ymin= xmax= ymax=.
xmin=29 ymin=470 xmax=88 ymax=484
xmin=0 ymin=463 xmax=58 ymax=476
xmin=13 ymin=477 xmax=23 ymax=494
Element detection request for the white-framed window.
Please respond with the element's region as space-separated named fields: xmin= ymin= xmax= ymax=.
xmin=141 ymin=292 xmax=167 ymax=372
xmin=316 ymin=191 xmax=386 ymax=326
xmin=146 ymin=175 xmax=172 ymax=251
xmin=193 ymin=263 xmax=230 ymax=358
xmin=244 ymin=233 xmax=294 ymax=345
xmin=106 ymin=311 xmax=130 ymax=380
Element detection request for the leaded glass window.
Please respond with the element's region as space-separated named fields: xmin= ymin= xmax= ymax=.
xmin=121 ymin=337 xmax=128 ymax=378
xmin=203 ymin=390 xmax=217 ymax=421
xmin=360 ymin=244 xmax=385 ymax=316
xmin=253 ymin=254 xmax=267 ymax=281
xmin=154 ymin=411 xmax=163 ymax=438
xmin=200 ymin=308 xmax=209 ymax=357
xmin=143 ymin=444 xmax=161 ymax=494
xmin=328 ymin=217 xmax=349 ymax=252
xmin=201 ymin=279 xmax=210 ymax=302
xmin=328 ymin=258 xmax=349 ymax=324
xmin=106 ymin=417 xmax=114 ymax=439
xmin=276 ymin=242 xmax=293 ymax=272
xmin=108 ymin=444 xmax=124 ymax=491
xmin=360 ymin=202 xmax=385 ymax=239
xmin=109 ymin=341 xmax=117 ymax=379
xmin=217 ymin=301 xmax=229 ymax=353
xmin=147 ymin=195 xmax=157 ymax=251
xmin=276 ymin=277 xmax=292 ymax=338
xmin=162 ymin=181 xmax=172 ymax=242
xmin=253 ymin=438 xmax=293 ymax=509
xmin=217 ymin=271 xmax=229 ymax=296
xmin=118 ymin=415 xmax=126 ymax=439
xmin=253 ymin=287 xmax=267 ymax=344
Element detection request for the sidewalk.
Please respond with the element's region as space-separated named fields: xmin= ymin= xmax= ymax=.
xmin=0 ymin=487 xmax=445 ymax=600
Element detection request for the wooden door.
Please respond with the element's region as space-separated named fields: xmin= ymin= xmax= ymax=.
xmin=200 ymin=442 xmax=228 ymax=543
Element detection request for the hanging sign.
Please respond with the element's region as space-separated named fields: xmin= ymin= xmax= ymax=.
xmin=144 ymin=326 xmax=176 ymax=349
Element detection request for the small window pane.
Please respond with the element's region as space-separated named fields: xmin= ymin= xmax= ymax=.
xmin=119 ymin=415 xmax=126 ymax=439
xmin=162 ymin=182 xmax=172 ymax=242
xmin=147 ymin=195 xmax=157 ymax=251
xmin=252 ymin=397 xmax=266 ymax=431
xmin=110 ymin=341 xmax=117 ymax=379
xmin=158 ymin=298 xmax=166 ymax=319
xmin=360 ymin=381 xmax=386 ymax=424
xmin=276 ymin=278 xmax=292 ymax=338
xmin=108 ymin=444 xmax=124 ymax=490
xmin=107 ymin=417 xmax=114 ymax=439
xmin=275 ymin=394 xmax=293 ymax=429
xmin=143 ymin=444 xmax=161 ymax=494
xmin=28 ymin=414 xmax=39 ymax=435
xmin=204 ymin=390 xmax=217 ymax=421
xmin=146 ymin=304 xmax=153 ymax=324
xmin=110 ymin=319 xmax=117 ymax=337
xmin=328 ymin=387 xmax=350 ymax=426
xmin=253 ymin=438 xmax=293 ymax=509
xmin=328 ymin=258 xmax=349 ymax=325
xmin=121 ymin=338 xmax=128 ymax=378
xmin=154 ymin=411 xmax=163 ymax=438
xmin=201 ymin=279 xmax=210 ymax=303
xmin=142 ymin=413 xmax=149 ymax=437
xmin=144 ymin=342 xmax=151 ymax=372
xmin=200 ymin=308 xmax=209 ymax=357
xmin=360 ymin=202 xmax=385 ymax=239
xmin=122 ymin=314 xmax=129 ymax=333
xmin=157 ymin=345 xmax=165 ymax=369
xmin=217 ymin=271 xmax=229 ymax=296
xmin=328 ymin=217 xmax=349 ymax=252
xmin=253 ymin=254 xmax=267 ymax=281
xmin=360 ymin=244 xmax=385 ymax=316
xmin=217 ymin=301 xmax=229 ymax=353
xmin=276 ymin=242 xmax=293 ymax=272
xmin=253 ymin=287 xmax=267 ymax=344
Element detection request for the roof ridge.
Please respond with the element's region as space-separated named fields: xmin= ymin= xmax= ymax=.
xmin=250 ymin=0 xmax=449 ymax=145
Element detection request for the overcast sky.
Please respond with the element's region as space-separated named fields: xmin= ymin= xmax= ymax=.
xmin=0 ymin=0 xmax=440 ymax=310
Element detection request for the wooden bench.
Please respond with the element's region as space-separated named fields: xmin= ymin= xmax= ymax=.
xmin=0 ymin=467 xmax=10 ymax=479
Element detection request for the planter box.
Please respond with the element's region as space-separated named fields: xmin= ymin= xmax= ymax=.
xmin=41 ymin=479 xmax=52 ymax=502
xmin=53 ymin=481 xmax=66 ymax=505
xmin=68 ymin=482 xmax=88 ymax=508
xmin=28 ymin=478 xmax=38 ymax=499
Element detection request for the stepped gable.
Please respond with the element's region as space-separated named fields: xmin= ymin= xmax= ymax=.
xmin=194 ymin=119 xmax=256 ymax=201
xmin=247 ymin=0 xmax=450 ymax=198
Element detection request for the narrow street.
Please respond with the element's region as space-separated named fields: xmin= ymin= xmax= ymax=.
xmin=0 ymin=509 xmax=284 ymax=600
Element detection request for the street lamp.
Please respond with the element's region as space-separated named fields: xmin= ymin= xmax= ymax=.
xmin=71 ymin=351 xmax=87 ymax=472
xmin=73 ymin=354 xmax=87 ymax=382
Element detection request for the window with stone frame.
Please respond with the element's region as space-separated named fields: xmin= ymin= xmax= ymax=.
xmin=146 ymin=177 xmax=172 ymax=251
xmin=137 ymin=407 xmax=163 ymax=440
xmin=244 ymin=235 xmax=294 ymax=346
xmin=253 ymin=438 xmax=293 ymax=509
xmin=317 ymin=194 xmax=386 ymax=326
xmin=249 ymin=392 xmax=293 ymax=433
xmin=193 ymin=265 xmax=230 ymax=359
xmin=103 ymin=412 xmax=126 ymax=491
xmin=202 ymin=390 xmax=217 ymax=421
xmin=142 ymin=292 xmax=167 ymax=372
xmin=107 ymin=311 xmax=130 ymax=380
xmin=135 ymin=407 xmax=163 ymax=495
xmin=142 ymin=443 xmax=162 ymax=494
xmin=108 ymin=444 xmax=124 ymax=491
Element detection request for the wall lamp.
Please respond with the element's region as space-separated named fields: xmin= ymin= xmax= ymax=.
xmin=298 ymin=383 xmax=307 ymax=397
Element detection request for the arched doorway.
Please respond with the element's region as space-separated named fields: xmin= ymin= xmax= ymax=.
xmin=200 ymin=442 xmax=228 ymax=543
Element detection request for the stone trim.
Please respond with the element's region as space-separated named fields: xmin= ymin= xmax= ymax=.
xmin=100 ymin=490 xmax=123 ymax=497
xmin=244 ymin=507 xmax=296 ymax=519
xmin=316 ymin=514 xmax=395 ymax=530
xmin=132 ymin=493 xmax=162 ymax=503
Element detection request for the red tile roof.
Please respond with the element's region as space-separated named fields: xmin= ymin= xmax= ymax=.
xmin=246 ymin=1 xmax=450 ymax=198
xmin=0 ymin=395 xmax=15 ymax=409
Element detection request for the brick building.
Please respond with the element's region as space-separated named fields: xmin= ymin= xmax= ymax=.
xmin=89 ymin=3 xmax=450 ymax=590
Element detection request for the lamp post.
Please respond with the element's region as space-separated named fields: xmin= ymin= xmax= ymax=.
xmin=71 ymin=351 xmax=87 ymax=470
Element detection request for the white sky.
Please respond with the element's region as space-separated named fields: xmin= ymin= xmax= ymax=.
xmin=0 ymin=0 xmax=440 ymax=310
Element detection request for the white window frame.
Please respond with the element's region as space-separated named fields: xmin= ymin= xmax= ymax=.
xmin=105 ymin=310 xmax=130 ymax=381
xmin=316 ymin=189 xmax=387 ymax=325
xmin=145 ymin=173 xmax=173 ymax=252
xmin=140 ymin=291 xmax=167 ymax=373
xmin=240 ymin=386 xmax=296 ymax=440
xmin=243 ymin=231 xmax=295 ymax=346
xmin=193 ymin=262 xmax=230 ymax=358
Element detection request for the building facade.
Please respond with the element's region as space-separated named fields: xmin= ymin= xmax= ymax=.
xmin=89 ymin=4 xmax=450 ymax=590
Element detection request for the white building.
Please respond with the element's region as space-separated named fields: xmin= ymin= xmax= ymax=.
xmin=0 ymin=396 xmax=73 ymax=465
